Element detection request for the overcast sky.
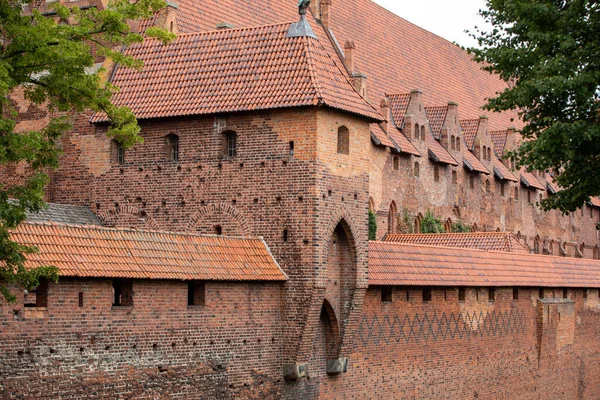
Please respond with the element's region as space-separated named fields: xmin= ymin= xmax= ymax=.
xmin=372 ymin=0 xmax=489 ymax=48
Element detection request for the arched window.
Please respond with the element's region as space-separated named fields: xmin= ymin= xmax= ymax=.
xmin=539 ymin=193 xmax=543 ymax=204
xmin=487 ymin=147 xmax=492 ymax=161
xmin=445 ymin=218 xmax=452 ymax=233
xmin=482 ymin=146 xmax=487 ymax=160
xmin=500 ymin=181 xmax=505 ymax=196
xmin=222 ymin=130 xmax=237 ymax=158
xmin=451 ymin=135 xmax=456 ymax=150
xmin=368 ymin=197 xmax=376 ymax=212
xmin=434 ymin=166 xmax=440 ymax=182
xmin=472 ymin=223 xmax=478 ymax=232
xmin=469 ymin=175 xmax=474 ymax=189
xmin=414 ymin=162 xmax=420 ymax=177
xmin=452 ymin=170 xmax=458 ymax=184
xmin=393 ymin=156 xmax=399 ymax=171
xmin=388 ymin=201 xmax=397 ymax=234
xmin=414 ymin=124 xmax=420 ymax=140
xmin=337 ymin=126 xmax=350 ymax=154
xmin=414 ymin=213 xmax=422 ymax=233
xmin=420 ymin=125 xmax=425 ymax=141
xmin=456 ymin=138 xmax=461 ymax=151
xmin=514 ymin=186 xmax=519 ymax=200
xmin=485 ymin=179 xmax=491 ymax=193
xmin=165 ymin=133 xmax=179 ymax=162
xmin=111 ymin=139 xmax=125 ymax=165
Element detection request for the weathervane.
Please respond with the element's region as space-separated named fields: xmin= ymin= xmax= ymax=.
xmin=298 ymin=0 xmax=310 ymax=15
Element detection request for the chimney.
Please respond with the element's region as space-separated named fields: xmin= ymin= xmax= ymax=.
xmin=321 ymin=0 xmax=331 ymax=29
xmin=380 ymin=98 xmax=390 ymax=133
xmin=478 ymin=115 xmax=489 ymax=136
xmin=353 ymin=73 xmax=368 ymax=100
xmin=408 ymin=89 xmax=423 ymax=114
xmin=157 ymin=1 xmax=179 ymax=33
xmin=505 ymin=125 xmax=517 ymax=154
xmin=344 ymin=41 xmax=355 ymax=74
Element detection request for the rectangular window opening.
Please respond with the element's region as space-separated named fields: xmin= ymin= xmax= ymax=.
xmin=583 ymin=289 xmax=588 ymax=299
xmin=289 ymin=141 xmax=294 ymax=158
xmin=563 ymin=288 xmax=568 ymax=299
xmin=113 ymin=280 xmax=133 ymax=307
xmin=489 ymin=288 xmax=496 ymax=302
xmin=539 ymin=288 xmax=544 ymax=299
xmin=381 ymin=287 xmax=393 ymax=303
xmin=458 ymin=287 xmax=466 ymax=302
xmin=78 ymin=292 xmax=84 ymax=308
xmin=24 ymin=279 xmax=48 ymax=308
xmin=423 ymin=287 xmax=432 ymax=302
xmin=188 ymin=281 xmax=206 ymax=307
xmin=513 ymin=288 xmax=519 ymax=300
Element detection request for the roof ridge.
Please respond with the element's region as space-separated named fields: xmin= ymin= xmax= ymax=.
xmin=19 ymin=221 xmax=263 ymax=241
xmin=150 ymin=20 xmax=297 ymax=40
xmin=303 ymin=36 xmax=325 ymax=105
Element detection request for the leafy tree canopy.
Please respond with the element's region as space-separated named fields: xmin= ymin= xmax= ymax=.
xmin=470 ymin=0 xmax=600 ymax=213
xmin=0 ymin=0 xmax=173 ymax=301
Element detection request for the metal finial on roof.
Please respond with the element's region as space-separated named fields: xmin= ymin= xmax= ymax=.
xmin=298 ymin=0 xmax=311 ymax=15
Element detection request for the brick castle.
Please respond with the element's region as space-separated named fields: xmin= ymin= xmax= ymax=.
xmin=2 ymin=0 xmax=600 ymax=398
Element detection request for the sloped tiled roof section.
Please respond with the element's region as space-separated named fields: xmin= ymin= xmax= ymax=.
xmin=460 ymin=119 xmax=480 ymax=149
xmin=91 ymin=23 xmax=381 ymax=122
xmin=25 ymin=203 xmax=102 ymax=226
xmin=388 ymin=93 xmax=411 ymax=127
xmin=520 ymin=171 xmax=545 ymax=191
xmin=427 ymin=135 xmax=458 ymax=166
xmin=383 ymin=232 xmax=529 ymax=254
xmin=424 ymin=106 xmax=448 ymax=139
xmin=463 ymin=150 xmax=490 ymax=174
xmin=590 ymin=197 xmax=600 ymax=208
xmin=490 ymin=130 xmax=508 ymax=155
xmin=389 ymin=128 xmax=421 ymax=156
xmin=493 ymin=158 xmax=518 ymax=182
xmin=369 ymin=241 xmax=600 ymax=287
xmin=370 ymin=124 xmax=398 ymax=150
xmin=11 ymin=222 xmax=288 ymax=281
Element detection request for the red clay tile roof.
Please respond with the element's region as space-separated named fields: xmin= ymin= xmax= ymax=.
xmin=427 ymin=135 xmax=458 ymax=166
xmin=493 ymin=158 xmax=517 ymax=182
xmin=91 ymin=23 xmax=381 ymax=122
xmin=463 ymin=150 xmax=490 ymax=174
xmin=370 ymin=124 xmax=398 ymax=150
xmin=388 ymin=93 xmax=411 ymax=127
xmin=11 ymin=222 xmax=287 ymax=281
xmin=520 ymin=171 xmax=545 ymax=191
xmin=425 ymin=106 xmax=448 ymax=139
xmin=460 ymin=119 xmax=479 ymax=149
xmin=490 ymin=130 xmax=508 ymax=155
xmin=368 ymin=241 xmax=600 ymax=287
xmin=383 ymin=232 xmax=529 ymax=254
xmin=590 ymin=197 xmax=600 ymax=208
xmin=388 ymin=127 xmax=421 ymax=157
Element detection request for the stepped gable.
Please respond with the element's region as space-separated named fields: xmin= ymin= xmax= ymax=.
xmin=493 ymin=158 xmax=517 ymax=182
xmin=11 ymin=222 xmax=287 ymax=281
xmin=91 ymin=22 xmax=381 ymax=122
xmin=384 ymin=232 xmax=528 ymax=253
xmin=425 ymin=105 xmax=448 ymax=139
xmin=369 ymin=240 xmax=600 ymax=287
xmin=460 ymin=119 xmax=480 ymax=149
xmin=490 ymin=130 xmax=508 ymax=155
xmin=463 ymin=149 xmax=490 ymax=174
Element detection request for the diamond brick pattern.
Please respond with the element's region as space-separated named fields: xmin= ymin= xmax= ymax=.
xmin=91 ymin=23 xmax=381 ymax=122
xmin=358 ymin=309 xmax=528 ymax=346
xmin=369 ymin=240 xmax=600 ymax=287
xmin=11 ymin=222 xmax=287 ymax=281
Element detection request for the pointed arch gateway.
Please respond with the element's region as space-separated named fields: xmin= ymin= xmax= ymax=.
xmin=388 ymin=201 xmax=398 ymax=234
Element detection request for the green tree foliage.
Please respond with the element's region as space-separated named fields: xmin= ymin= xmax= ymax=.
xmin=451 ymin=220 xmax=472 ymax=233
xmin=0 ymin=0 xmax=173 ymax=302
xmin=470 ymin=0 xmax=600 ymax=212
xmin=420 ymin=210 xmax=445 ymax=233
xmin=368 ymin=210 xmax=377 ymax=240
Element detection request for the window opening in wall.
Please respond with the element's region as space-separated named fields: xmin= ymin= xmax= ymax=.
xmin=112 ymin=280 xmax=133 ymax=307
xmin=214 ymin=225 xmax=222 ymax=235
xmin=476 ymin=288 xmax=480 ymax=301
xmin=489 ymin=288 xmax=496 ymax=302
xmin=515 ymin=187 xmax=519 ymax=200
xmin=188 ymin=281 xmax=206 ymax=306
xmin=111 ymin=140 xmax=125 ymax=165
xmin=485 ymin=180 xmax=491 ymax=193
xmin=337 ymin=126 xmax=350 ymax=154
xmin=434 ymin=166 xmax=440 ymax=182
xmin=423 ymin=287 xmax=432 ymax=302
xmin=538 ymin=288 xmax=544 ymax=299
xmin=469 ymin=175 xmax=474 ymax=189
xmin=500 ymin=182 xmax=505 ymax=197
xmin=513 ymin=288 xmax=519 ymax=300
xmin=456 ymin=138 xmax=461 ymax=151
xmin=78 ymin=292 xmax=84 ymax=307
xmin=452 ymin=171 xmax=458 ymax=184
xmin=458 ymin=287 xmax=466 ymax=301
xmin=451 ymin=136 xmax=456 ymax=150
xmin=487 ymin=147 xmax=492 ymax=161
xmin=223 ymin=131 xmax=237 ymax=158
xmin=527 ymin=190 xmax=532 ymax=204
xmin=289 ymin=141 xmax=295 ymax=157
xmin=482 ymin=146 xmax=486 ymax=160
xmin=584 ymin=289 xmax=588 ymax=299
xmin=539 ymin=193 xmax=543 ymax=203
xmin=414 ymin=162 xmax=420 ymax=177
xmin=414 ymin=123 xmax=419 ymax=140
xmin=166 ymin=134 xmax=179 ymax=162
xmin=283 ymin=229 xmax=288 ymax=242
xmin=388 ymin=201 xmax=397 ymax=234
xmin=24 ymin=279 xmax=48 ymax=308
xmin=590 ymin=206 xmax=594 ymax=219
xmin=393 ymin=156 xmax=399 ymax=171
xmin=381 ymin=287 xmax=393 ymax=303
xmin=420 ymin=125 xmax=425 ymax=141
xmin=563 ymin=288 xmax=568 ymax=299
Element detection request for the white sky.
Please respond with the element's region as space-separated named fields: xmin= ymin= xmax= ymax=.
xmin=372 ymin=0 xmax=489 ymax=48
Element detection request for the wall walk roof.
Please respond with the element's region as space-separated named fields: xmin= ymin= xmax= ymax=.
xmin=371 ymin=124 xmax=398 ymax=150
xmin=463 ymin=150 xmax=490 ymax=174
xmin=384 ymin=232 xmax=529 ymax=253
xmin=389 ymin=128 xmax=421 ymax=156
xmin=369 ymin=241 xmax=600 ymax=287
xmin=427 ymin=135 xmax=458 ymax=166
xmin=11 ymin=222 xmax=288 ymax=281
xmin=493 ymin=158 xmax=517 ymax=182
xmin=91 ymin=22 xmax=381 ymax=122
xmin=520 ymin=171 xmax=545 ymax=191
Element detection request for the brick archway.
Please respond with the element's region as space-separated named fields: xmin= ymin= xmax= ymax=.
xmin=186 ymin=203 xmax=250 ymax=236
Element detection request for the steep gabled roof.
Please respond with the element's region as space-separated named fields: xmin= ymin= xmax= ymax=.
xmin=91 ymin=22 xmax=381 ymax=122
xmin=490 ymin=130 xmax=508 ymax=155
xmin=388 ymin=93 xmax=411 ymax=127
xmin=383 ymin=232 xmax=529 ymax=253
xmin=460 ymin=119 xmax=480 ymax=149
xmin=369 ymin=241 xmax=600 ymax=287
xmin=425 ymin=105 xmax=448 ymax=139
xmin=11 ymin=222 xmax=288 ymax=281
